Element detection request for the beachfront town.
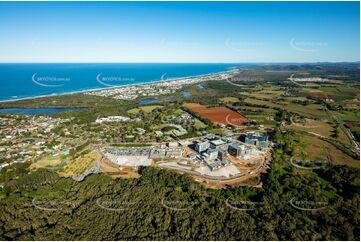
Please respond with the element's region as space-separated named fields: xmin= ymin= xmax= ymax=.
xmin=84 ymin=71 xmax=235 ymax=100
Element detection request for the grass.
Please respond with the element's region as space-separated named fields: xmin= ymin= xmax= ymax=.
xmin=239 ymin=88 xmax=286 ymax=100
xmin=293 ymin=134 xmax=359 ymax=168
xmin=244 ymin=98 xmax=280 ymax=107
xmin=127 ymin=105 xmax=163 ymax=114
xmin=220 ymin=97 xmax=239 ymax=103
xmin=300 ymin=86 xmax=360 ymax=102
xmin=244 ymin=98 xmax=329 ymax=120
xmin=30 ymin=156 xmax=63 ymax=170
xmin=194 ymin=119 xmax=207 ymax=129
xmin=334 ymin=110 xmax=360 ymax=122
xmin=337 ymin=126 xmax=354 ymax=147
xmin=283 ymin=96 xmax=308 ymax=102
xmin=286 ymin=119 xmax=353 ymax=147
xmin=319 ymin=86 xmax=360 ymax=101
xmin=286 ymin=119 xmax=334 ymax=137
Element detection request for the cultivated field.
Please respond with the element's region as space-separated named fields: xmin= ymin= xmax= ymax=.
xmin=184 ymin=103 xmax=248 ymax=126
xmin=58 ymin=150 xmax=101 ymax=177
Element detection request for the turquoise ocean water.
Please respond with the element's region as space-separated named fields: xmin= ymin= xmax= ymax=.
xmin=0 ymin=63 xmax=247 ymax=102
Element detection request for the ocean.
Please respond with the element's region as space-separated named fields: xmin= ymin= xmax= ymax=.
xmin=0 ymin=63 xmax=246 ymax=102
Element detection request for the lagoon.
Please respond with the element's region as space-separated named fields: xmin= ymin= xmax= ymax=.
xmin=139 ymin=97 xmax=176 ymax=105
xmin=183 ymin=91 xmax=191 ymax=97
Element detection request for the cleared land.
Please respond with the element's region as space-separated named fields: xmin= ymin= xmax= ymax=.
xmin=184 ymin=103 xmax=248 ymax=126
xmin=30 ymin=156 xmax=63 ymax=170
xmin=100 ymin=159 xmax=140 ymax=179
xmin=58 ymin=150 xmax=101 ymax=177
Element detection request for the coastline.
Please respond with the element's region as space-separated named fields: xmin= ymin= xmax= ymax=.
xmin=0 ymin=69 xmax=236 ymax=104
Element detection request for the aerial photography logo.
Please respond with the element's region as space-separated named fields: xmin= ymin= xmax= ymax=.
xmin=96 ymin=73 xmax=135 ymax=87
xmin=160 ymin=198 xmax=199 ymax=211
xmin=31 ymin=73 xmax=70 ymax=87
xmin=289 ymin=198 xmax=329 ymax=211
xmin=31 ymin=199 xmax=78 ymax=212
xmin=226 ymin=75 xmax=264 ymax=87
xmin=160 ymin=72 xmax=181 ymax=82
xmin=290 ymin=115 xmax=321 ymax=128
xmin=160 ymin=73 xmax=168 ymax=81
xmin=289 ymin=38 xmax=328 ymax=52
xmin=225 ymin=197 xmax=264 ymax=211
xmin=96 ymin=197 xmax=136 ymax=212
xmin=225 ymin=38 xmax=264 ymax=52
xmin=290 ymin=157 xmax=329 ymax=170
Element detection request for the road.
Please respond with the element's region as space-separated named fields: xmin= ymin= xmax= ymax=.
xmin=288 ymin=73 xmax=321 ymax=87
xmin=325 ymin=107 xmax=360 ymax=153
xmin=157 ymin=155 xmax=268 ymax=183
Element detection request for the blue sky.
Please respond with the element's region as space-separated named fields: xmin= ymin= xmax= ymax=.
xmin=0 ymin=1 xmax=359 ymax=63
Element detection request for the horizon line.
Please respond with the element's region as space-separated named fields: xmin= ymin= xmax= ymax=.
xmin=0 ymin=61 xmax=359 ymax=64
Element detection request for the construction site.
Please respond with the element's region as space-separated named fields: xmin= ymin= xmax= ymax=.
xmin=98 ymin=131 xmax=272 ymax=188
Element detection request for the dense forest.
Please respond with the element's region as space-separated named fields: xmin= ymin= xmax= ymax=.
xmin=0 ymin=106 xmax=359 ymax=240
xmin=0 ymin=130 xmax=359 ymax=241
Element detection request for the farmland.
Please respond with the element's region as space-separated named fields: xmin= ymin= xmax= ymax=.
xmin=183 ymin=103 xmax=248 ymax=126
xmin=293 ymin=133 xmax=359 ymax=167
xmin=58 ymin=150 xmax=101 ymax=177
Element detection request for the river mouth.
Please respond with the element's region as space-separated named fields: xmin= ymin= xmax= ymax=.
xmin=0 ymin=107 xmax=80 ymax=115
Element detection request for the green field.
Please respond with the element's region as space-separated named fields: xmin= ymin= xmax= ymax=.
xmin=127 ymin=105 xmax=163 ymax=114
xmin=293 ymin=134 xmax=359 ymax=167
xmin=194 ymin=119 xmax=207 ymax=129
xmin=244 ymin=98 xmax=329 ymax=120
xmin=319 ymin=86 xmax=360 ymax=101
xmin=334 ymin=110 xmax=360 ymax=122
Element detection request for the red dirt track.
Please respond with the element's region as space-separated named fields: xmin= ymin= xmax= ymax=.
xmin=184 ymin=103 xmax=248 ymax=126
